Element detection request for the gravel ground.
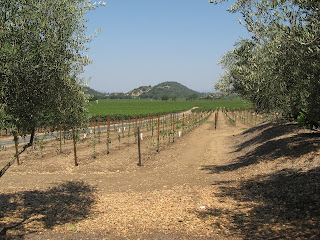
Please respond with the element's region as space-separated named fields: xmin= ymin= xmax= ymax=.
xmin=0 ymin=111 xmax=319 ymax=239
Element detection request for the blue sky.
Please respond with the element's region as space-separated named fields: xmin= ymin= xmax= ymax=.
xmin=83 ymin=0 xmax=248 ymax=93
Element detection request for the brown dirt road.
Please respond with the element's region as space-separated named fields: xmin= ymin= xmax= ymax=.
xmin=0 ymin=110 xmax=319 ymax=239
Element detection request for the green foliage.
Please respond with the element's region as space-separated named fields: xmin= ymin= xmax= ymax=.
xmin=161 ymin=95 xmax=169 ymax=101
xmin=171 ymin=93 xmax=178 ymax=101
xmin=0 ymin=0 xmax=103 ymax=141
xmin=84 ymin=86 xmax=106 ymax=100
xmin=214 ymin=0 xmax=320 ymax=127
xmin=297 ymin=112 xmax=307 ymax=128
xmin=296 ymin=111 xmax=314 ymax=129
xmin=186 ymin=93 xmax=198 ymax=101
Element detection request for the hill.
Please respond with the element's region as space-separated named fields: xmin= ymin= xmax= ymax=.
xmin=126 ymin=85 xmax=152 ymax=98
xmin=84 ymin=82 xmax=203 ymax=100
xmin=127 ymin=81 xmax=201 ymax=99
xmin=83 ymin=86 xmax=105 ymax=97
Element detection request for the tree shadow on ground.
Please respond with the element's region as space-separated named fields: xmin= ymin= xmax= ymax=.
xmin=0 ymin=181 xmax=95 ymax=239
xmin=235 ymin=121 xmax=298 ymax=151
xmin=195 ymin=168 xmax=320 ymax=239
xmin=202 ymin=123 xmax=320 ymax=174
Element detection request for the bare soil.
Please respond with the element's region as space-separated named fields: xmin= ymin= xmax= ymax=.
xmin=0 ymin=110 xmax=319 ymax=239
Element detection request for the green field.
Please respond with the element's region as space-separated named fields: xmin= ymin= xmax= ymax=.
xmin=88 ymin=98 xmax=252 ymax=119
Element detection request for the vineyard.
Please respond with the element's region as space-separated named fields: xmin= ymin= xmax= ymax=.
xmin=1 ymin=0 xmax=319 ymax=238
xmin=88 ymin=98 xmax=253 ymax=119
xmin=0 ymin=98 xmax=255 ymax=172
xmin=1 ymin=110 xmax=214 ymax=171
xmin=1 ymin=106 xmax=319 ymax=239
xmin=0 ymin=104 xmax=270 ymax=183
xmin=0 ymin=105 xmax=269 ymax=179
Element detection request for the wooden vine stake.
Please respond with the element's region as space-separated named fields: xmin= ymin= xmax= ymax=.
xmin=128 ymin=117 xmax=131 ymax=143
xmin=107 ymin=116 xmax=110 ymax=154
xmin=215 ymin=112 xmax=217 ymax=130
xmin=172 ymin=114 xmax=175 ymax=143
xmin=182 ymin=113 xmax=185 ymax=133
xmin=137 ymin=127 xmax=142 ymax=166
xmin=147 ymin=114 xmax=150 ymax=130
xmin=98 ymin=116 xmax=101 ymax=143
xmin=72 ymin=129 xmax=78 ymax=166
xmin=129 ymin=116 xmax=131 ymax=134
xmin=162 ymin=115 xmax=165 ymax=132
xmin=157 ymin=113 xmax=160 ymax=152
xmin=13 ymin=132 xmax=20 ymax=165
xmin=122 ymin=116 xmax=124 ymax=138
xmin=152 ymin=114 xmax=154 ymax=137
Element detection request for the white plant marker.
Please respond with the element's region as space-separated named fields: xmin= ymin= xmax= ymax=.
xmin=119 ymin=128 xmax=121 ymax=133
xmin=178 ymin=131 xmax=182 ymax=137
xmin=89 ymin=129 xmax=93 ymax=134
xmin=83 ymin=133 xmax=87 ymax=139
xmin=140 ymin=133 xmax=143 ymax=141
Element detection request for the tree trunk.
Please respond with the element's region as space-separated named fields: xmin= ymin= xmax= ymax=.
xmin=29 ymin=128 xmax=36 ymax=146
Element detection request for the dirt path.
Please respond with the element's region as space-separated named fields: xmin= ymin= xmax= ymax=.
xmin=0 ymin=111 xmax=245 ymax=239
xmin=1 ymin=110 xmax=318 ymax=239
xmin=1 ymin=111 xmax=241 ymax=189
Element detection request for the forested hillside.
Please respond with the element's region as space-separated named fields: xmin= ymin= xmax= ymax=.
xmin=133 ymin=81 xmax=201 ymax=99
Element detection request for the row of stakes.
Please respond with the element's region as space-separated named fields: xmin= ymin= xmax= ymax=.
xmin=9 ymin=111 xmax=214 ymax=167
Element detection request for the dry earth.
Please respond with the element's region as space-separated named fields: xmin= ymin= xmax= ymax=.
xmin=0 ymin=110 xmax=319 ymax=239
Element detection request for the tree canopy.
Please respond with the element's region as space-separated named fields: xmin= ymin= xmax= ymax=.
xmin=0 ymin=0 xmax=105 ymax=145
xmin=213 ymin=0 xmax=320 ymax=127
xmin=186 ymin=93 xmax=198 ymax=101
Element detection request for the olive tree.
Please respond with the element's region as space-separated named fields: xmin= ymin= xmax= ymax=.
xmin=0 ymin=0 xmax=105 ymax=149
xmin=213 ymin=0 xmax=320 ymax=126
